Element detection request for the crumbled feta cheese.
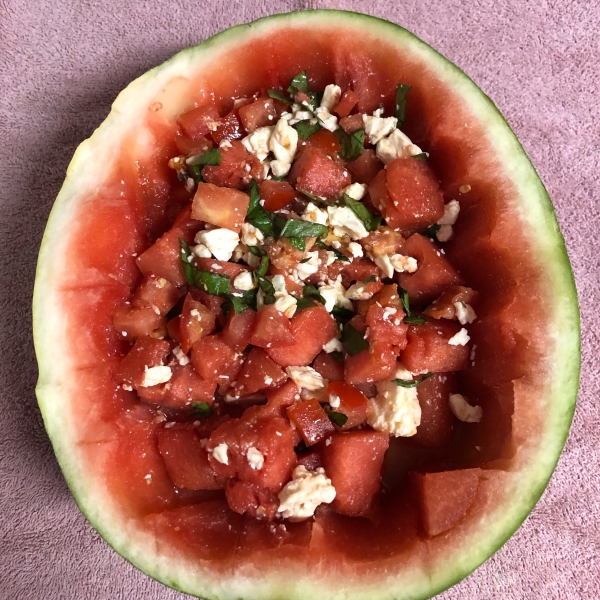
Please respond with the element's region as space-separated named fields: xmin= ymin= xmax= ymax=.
xmin=219 ymin=139 xmax=233 ymax=149
xmin=212 ymin=443 xmax=229 ymax=465
xmin=241 ymin=222 xmax=264 ymax=247
xmin=241 ymin=126 xmax=274 ymax=161
xmin=270 ymin=159 xmax=291 ymax=178
xmin=324 ymin=251 xmax=336 ymax=266
xmin=345 ymin=282 xmax=375 ymax=301
xmin=192 ymin=243 xmax=212 ymax=258
xmin=367 ymin=365 xmax=421 ymax=436
xmin=376 ymin=129 xmax=423 ymax=164
xmin=448 ymin=328 xmax=470 ymax=346
xmin=390 ymin=253 xmax=418 ymax=273
xmin=348 ymin=242 xmax=363 ymax=257
xmin=155 ymin=278 xmax=168 ymax=289
xmin=436 ymin=224 xmax=453 ymax=242
xmin=172 ymin=346 xmax=190 ymax=366
xmin=327 ymin=206 xmax=369 ymax=240
xmin=342 ymin=182 xmax=368 ymax=201
xmin=382 ymin=306 xmax=398 ymax=321
xmin=289 ymin=110 xmax=313 ymax=124
xmin=195 ymin=228 xmax=240 ymax=262
xmin=233 ymin=271 xmax=255 ymax=291
xmin=246 ymin=447 xmax=265 ymax=470
xmin=363 ymin=114 xmax=398 ymax=144
xmin=302 ymin=202 xmax=329 ymax=226
xmin=454 ymin=301 xmax=477 ymax=325
xmin=320 ymin=84 xmax=342 ymax=111
xmin=319 ymin=278 xmax=353 ymax=312
xmin=449 ymin=393 xmax=483 ymax=423
xmin=329 ymin=394 xmax=341 ymax=409
xmin=271 ymin=274 xmax=287 ymax=296
xmin=277 ymin=465 xmax=336 ymax=520
xmin=296 ymin=251 xmax=321 ymax=281
xmin=231 ymin=243 xmax=247 ymax=263
xmin=286 ymin=366 xmax=326 ymax=391
xmin=438 ymin=199 xmax=460 ymax=225
xmin=315 ymin=107 xmax=339 ymax=132
xmin=374 ymin=254 xmax=394 ymax=278
xmin=269 ymin=118 xmax=298 ymax=166
xmin=122 ymin=384 xmax=133 ymax=392
xmin=140 ymin=365 xmax=172 ymax=388
xmin=189 ymin=308 xmax=200 ymax=319
xmin=322 ymin=337 xmax=344 ymax=353
xmin=274 ymin=294 xmax=297 ymax=318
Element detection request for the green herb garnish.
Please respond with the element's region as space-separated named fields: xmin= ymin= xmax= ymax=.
xmin=412 ymin=152 xmax=428 ymax=160
xmin=398 ymin=286 xmax=427 ymax=325
xmin=187 ymin=147 xmax=221 ymax=167
xmin=286 ymin=237 xmax=306 ymax=252
xmin=328 ymin=411 xmax=348 ymax=428
xmin=331 ymin=306 xmax=354 ymax=324
xmin=392 ymin=373 xmax=433 ymax=388
xmin=394 ymin=84 xmax=411 ymax=129
xmin=334 ymin=127 xmax=365 ymax=162
xmin=246 ymin=179 xmax=275 ymax=237
xmin=315 ymin=240 xmax=350 ymax=262
xmin=190 ymin=401 xmax=212 ymax=418
xmin=258 ymin=276 xmax=276 ymax=305
xmin=363 ymin=275 xmax=377 ymax=284
xmin=267 ymin=89 xmax=293 ymax=105
xmin=342 ymin=323 xmax=369 ymax=356
xmin=331 ymin=350 xmax=345 ymax=363
xmin=276 ymin=218 xmax=329 ymax=240
xmin=423 ymin=223 xmax=441 ymax=239
xmin=294 ymin=121 xmax=322 ymax=139
xmin=180 ymin=240 xmax=231 ymax=296
xmin=402 ymin=314 xmax=427 ymax=325
xmin=288 ymin=71 xmax=310 ymax=96
xmin=342 ymin=194 xmax=382 ymax=232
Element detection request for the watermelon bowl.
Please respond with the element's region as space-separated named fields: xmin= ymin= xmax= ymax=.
xmin=32 ymin=9 xmax=580 ymax=600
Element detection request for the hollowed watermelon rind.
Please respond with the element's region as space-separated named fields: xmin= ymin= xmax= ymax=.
xmin=33 ymin=9 xmax=580 ymax=600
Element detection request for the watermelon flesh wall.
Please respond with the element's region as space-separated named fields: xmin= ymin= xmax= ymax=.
xmin=33 ymin=10 xmax=579 ymax=600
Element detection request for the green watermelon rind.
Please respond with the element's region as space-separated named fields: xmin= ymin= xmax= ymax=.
xmin=33 ymin=9 xmax=580 ymax=600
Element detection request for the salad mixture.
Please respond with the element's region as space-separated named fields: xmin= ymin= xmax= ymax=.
xmin=112 ymin=71 xmax=481 ymax=528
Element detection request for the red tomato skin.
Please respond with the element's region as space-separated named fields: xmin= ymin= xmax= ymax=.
xmin=286 ymin=399 xmax=336 ymax=446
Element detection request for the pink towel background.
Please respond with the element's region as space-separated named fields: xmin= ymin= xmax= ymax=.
xmin=1 ymin=0 xmax=598 ymax=598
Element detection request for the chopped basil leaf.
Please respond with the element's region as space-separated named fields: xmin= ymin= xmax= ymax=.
xmin=177 ymin=170 xmax=188 ymax=183
xmin=256 ymin=255 xmax=270 ymax=278
xmin=296 ymin=297 xmax=318 ymax=311
xmin=287 ymin=237 xmax=306 ymax=251
xmin=363 ymin=275 xmax=377 ymax=284
xmin=342 ymin=194 xmax=382 ymax=232
xmin=394 ymin=84 xmax=411 ymax=129
xmin=331 ymin=305 xmax=354 ymax=324
xmin=190 ymin=401 xmax=212 ymax=418
xmin=180 ymin=239 xmax=231 ymax=296
xmin=334 ymin=127 xmax=365 ymax=162
xmin=307 ymin=91 xmax=323 ymax=111
xmin=302 ymin=285 xmax=326 ymax=305
xmin=403 ymin=314 xmax=427 ymax=325
xmin=294 ymin=121 xmax=322 ymax=139
xmin=412 ymin=152 xmax=428 ymax=160
xmin=315 ymin=240 xmax=350 ymax=262
xmin=267 ymin=89 xmax=293 ymax=105
xmin=246 ymin=179 xmax=275 ymax=237
xmin=277 ymin=218 xmax=329 ymax=240
xmin=258 ymin=277 xmax=276 ymax=305
xmin=398 ymin=287 xmax=426 ymax=324
xmin=342 ymin=323 xmax=369 ymax=356
xmin=423 ymin=223 xmax=441 ymax=239
xmin=188 ymin=147 xmax=221 ymax=167
xmin=288 ymin=70 xmax=310 ymax=95
xmin=191 ymin=164 xmax=205 ymax=183
xmin=270 ymin=175 xmax=287 ymax=181
xmin=331 ymin=351 xmax=345 ymax=363
xmin=399 ymin=287 xmax=411 ymax=315
xmin=392 ymin=373 xmax=433 ymax=388
xmin=328 ymin=411 xmax=348 ymax=427
xmin=221 ymin=294 xmax=252 ymax=316
xmin=247 ymin=245 xmax=267 ymax=257
xmin=300 ymin=190 xmax=329 ymax=206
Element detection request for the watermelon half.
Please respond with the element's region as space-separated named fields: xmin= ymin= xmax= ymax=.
xmin=33 ymin=9 xmax=580 ymax=600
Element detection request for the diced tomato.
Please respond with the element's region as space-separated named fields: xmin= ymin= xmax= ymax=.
xmin=259 ymin=179 xmax=296 ymax=211
xmin=180 ymin=294 xmax=217 ymax=353
xmin=413 ymin=373 xmax=455 ymax=447
xmin=191 ymin=182 xmax=249 ymax=232
xmin=320 ymin=431 xmax=389 ymax=517
xmin=188 ymin=287 xmax=226 ymax=326
xmin=312 ymin=352 xmax=344 ymax=382
xmin=178 ymin=105 xmax=221 ymax=140
xmin=191 ymin=334 xmax=243 ymax=384
xmin=174 ymin=132 xmax=213 ymax=155
xmin=211 ymin=111 xmax=244 ymax=145
xmin=222 ymin=309 xmax=256 ymax=352
xmin=112 ymin=304 xmax=165 ymax=342
xmin=264 ymin=379 xmax=301 ymax=418
xmin=411 ymin=469 xmax=481 ymax=537
xmin=385 ymin=158 xmax=445 ymax=232
xmin=296 ymin=451 xmax=322 ymax=471
xmin=167 ymin=315 xmax=181 ymax=343
xmin=233 ymin=347 xmax=287 ymax=397
xmin=114 ymin=336 xmax=171 ymax=388
xmin=266 ymin=239 xmax=306 ymax=273
xmin=289 ymin=147 xmax=350 ymax=199
xmin=238 ymin=97 xmax=277 ymax=133
xmin=249 ymin=305 xmax=296 ymax=348
xmin=207 ymin=406 xmax=296 ymax=491
xmin=344 ymin=343 xmax=398 ymax=385
xmin=203 ymin=140 xmax=264 ymax=189
xmin=132 ymin=275 xmax=183 ymax=315
xmin=266 ymin=305 xmax=338 ymax=367
xmin=401 ymin=319 xmax=469 ymax=373
xmin=339 ymin=113 xmax=364 ymax=133
xmin=286 ymin=399 xmax=336 ymax=446
xmin=225 ymin=480 xmax=279 ymax=520
xmin=333 ymin=90 xmax=359 ymax=118
xmin=365 ymin=303 xmax=408 ymax=350
xmin=397 ymin=234 xmax=464 ymax=304
xmin=327 ymin=381 xmax=369 ymax=430
xmin=328 ymin=257 xmax=380 ymax=288
xmin=305 ymin=129 xmax=340 ymax=156
xmin=423 ymin=285 xmax=479 ymax=320
xmin=346 ymin=149 xmax=382 ymax=185
xmin=157 ymin=424 xmax=223 ymax=490
xmin=162 ymin=363 xmax=217 ymax=407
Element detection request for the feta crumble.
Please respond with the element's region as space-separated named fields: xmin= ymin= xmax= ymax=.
xmin=318 ymin=278 xmax=353 ymax=312
xmin=172 ymin=346 xmax=190 ymax=366
xmin=286 ymin=366 xmax=326 ymax=391
xmin=320 ymin=84 xmax=342 ymax=111
xmin=438 ymin=199 xmax=460 ymax=225
xmin=374 ymin=254 xmax=394 ymax=278
xmin=302 ymin=202 xmax=329 ymax=226
xmin=274 ymin=293 xmax=298 ymax=318
xmin=322 ymin=337 xmax=344 ymax=353
xmin=342 ymin=182 xmax=368 ymax=201
xmin=363 ymin=114 xmax=398 ymax=144
xmin=315 ymin=106 xmax=339 ymax=132
xmin=195 ymin=228 xmax=240 ymax=262
xmin=140 ymin=365 xmax=172 ymax=388
xmin=277 ymin=465 xmax=336 ymax=520
xmin=389 ymin=254 xmax=418 ymax=273
xmin=345 ymin=281 xmax=375 ymax=300
xmin=269 ymin=118 xmax=298 ymax=176
xmin=436 ymin=224 xmax=454 ymax=242
xmin=329 ymin=394 xmax=341 ymax=409
xmin=449 ymin=393 xmax=483 ymax=423
xmin=241 ymin=126 xmax=274 ymax=162
xmin=246 ymin=447 xmax=265 ymax=470
xmin=327 ymin=205 xmax=369 ymax=240
xmin=376 ymin=129 xmax=423 ymax=164
xmin=454 ymin=302 xmax=477 ymax=325
xmin=348 ymin=242 xmax=364 ymax=258
xmin=296 ymin=251 xmax=321 ymax=281
xmin=192 ymin=243 xmax=212 ymax=258
xmin=233 ymin=271 xmax=255 ymax=291
xmin=211 ymin=443 xmax=229 ymax=465
xmin=241 ymin=222 xmax=264 ymax=247
xmin=448 ymin=328 xmax=470 ymax=346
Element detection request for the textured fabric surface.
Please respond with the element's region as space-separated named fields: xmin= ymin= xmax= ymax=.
xmin=1 ymin=0 xmax=598 ymax=598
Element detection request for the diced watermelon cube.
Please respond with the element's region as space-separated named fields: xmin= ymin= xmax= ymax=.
xmin=328 ymin=257 xmax=380 ymax=289
xmin=178 ymin=105 xmax=221 ymax=140
xmin=320 ymin=430 xmax=389 ymax=517
xmin=238 ymin=97 xmax=277 ymax=133
xmin=332 ymin=89 xmax=359 ymax=118
xmin=188 ymin=287 xmax=226 ymax=327
xmin=222 ymin=308 xmax=256 ymax=352
xmin=259 ymin=179 xmax=296 ymax=211
xmin=180 ymin=293 xmax=217 ymax=353
xmin=203 ymin=140 xmax=264 ymax=189
xmin=232 ymin=347 xmax=287 ymax=397
xmin=250 ymin=305 xmax=296 ymax=348
xmin=365 ymin=303 xmax=408 ymax=350
xmin=344 ymin=343 xmax=397 ymax=385
xmin=264 ymin=379 xmax=301 ymax=418
xmin=191 ymin=182 xmax=249 ymax=232
xmin=339 ymin=113 xmax=364 ymax=133
xmin=312 ymin=352 xmax=344 ymax=382
xmin=114 ymin=336 xmax=171 ymax=388
xmin=132 ymin=275 xmax=184 ymax=315
xmin=190 ymin=333 xmax=243 ymax=384
xmin=413 ymin=372 xmax=455 ymax=447
xmin=175 ymin=132 xmax=213 ymax=156
xmin=327 ymin=381 xmax=370 ymax=430
xmin=167 ymin=315 xmax=181 ymax=343
xmin=289 ymin=146 xmax=350 ymax=199
xmin=286 ymin=399 xmax=335 ymax=446
xmin=211 ymin=111 xmax=244 ymax=145
xmin=225 ymin=480 xmax=279 ymax=520
xmin=162 ymin=364 xmax=217 ymax=407
xmin=304 ymin=129 xmax=340 ymax=157
xmin=112 ymin=304 xmax=166 ymax=342
xmin=136 ymin=226 xmax=190 ymax=287
xmin=346 ymin=149 xmax=382 ymax=184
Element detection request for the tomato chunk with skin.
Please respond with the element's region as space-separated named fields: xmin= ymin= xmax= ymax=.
xmin=222 ymin=309 xmax=256 ymax=352
xmin=413 ymin=372 xmax=455 ymax=447
xmin=112 ymin=304 xmax=165 ymax=342
xmin=286 ymin=399 xmax=336 ymax=446
xmin=207 ymin=406 xmax=296 ymax=491
xmin=180 ymin=294 xmax=217 ymax=353
xmin=191 ymin=334 xmax=243 ymax=384
xmin=115 ymin=336 xmax=171 ymax=389
xmin=289 ymin=147 xmax=350 ymax=199
xmin=401 ymin=319 xmax=469 ymax=374
xmin=250 ymin=305 xmax=296 ymax=348
xmin=232 ymin=347 xmax=287 ymax=397
xmin=157 ymin=424 xmax=224 ymax=490
xmin=312 ymin=352 xmax=344 ymax=382
xmin=333 ymin=89 xmax=358 ymax=118
xmin=327 ymin=381 xmax=370 ymax=430
xmin=321 ymin=431 xmax=389 ymax=517
xmin=225 ymin=480 xmax=279 ymax=520
xmin=266 ymin=306 xmax=338 ymax=367
xmin=259 ymin=179 xmax=296 ymax=211
xmin=347 ymin=149 xmax=382 ymax=185
xmin=191 ymin=182 xmax=249 ymax=232
xmin=412 ymin=469 xmax=482 ymax=537
xmin=132 ymin=275 xmax=183 ymax=315
xmin=397 ymin=233 xmax=464 ymax=305
xmin=178 ymin=105 xmax=221 ymax=140
xmin=203 ymin=140 xmax=264 ymax=189
xmin=238 ymin=97 xmax=277 ymax=133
